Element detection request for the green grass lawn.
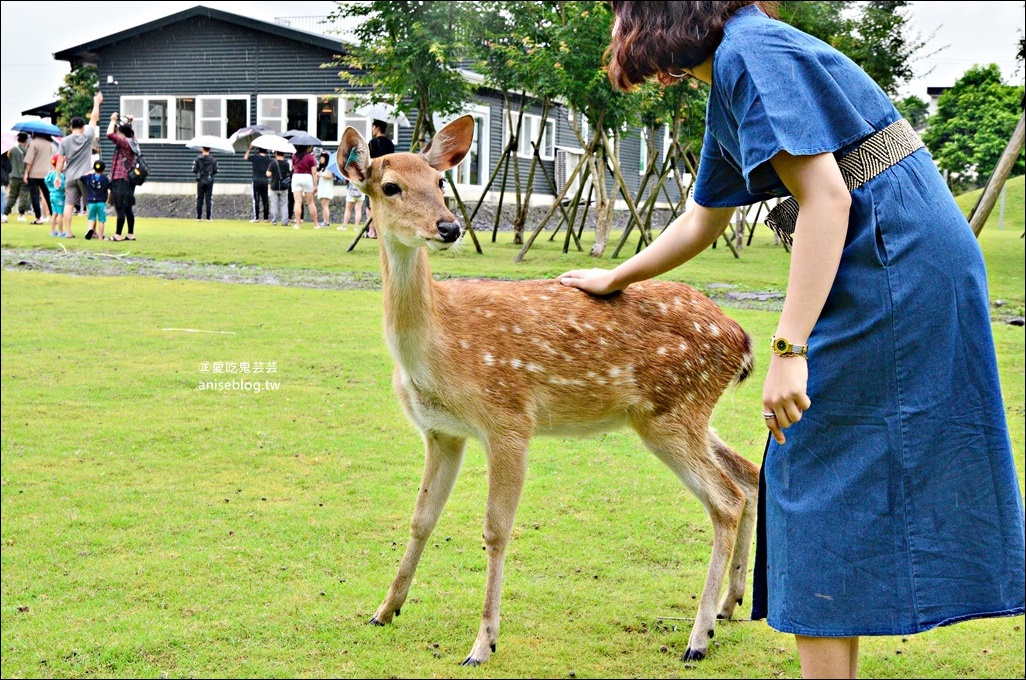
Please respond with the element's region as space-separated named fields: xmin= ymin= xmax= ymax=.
xmin=1 ymin=184 xmax=1024 ymax=677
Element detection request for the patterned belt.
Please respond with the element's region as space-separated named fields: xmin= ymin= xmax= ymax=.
xmin=764 ymin=118 xmax=924 ymax=246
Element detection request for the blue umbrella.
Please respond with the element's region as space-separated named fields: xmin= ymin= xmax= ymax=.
xmin=12 ymin=120 xmax=63 ymax=136
xmin=327 ymin=151 xmax=345 ymax=181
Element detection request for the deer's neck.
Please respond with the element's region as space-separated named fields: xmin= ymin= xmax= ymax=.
xmin=380 ymin=242 xmax=442 ymax=380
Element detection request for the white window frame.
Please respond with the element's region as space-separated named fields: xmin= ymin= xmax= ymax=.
xmin=121 ymin=95 xmax=249 ymax=142
xmin=505 ymin=110 xmax=555 ymax=161
xmin=258 ymin=95 xmax=316 ymax=137
xmin=121 ymin=96 xmax=172 ymax=142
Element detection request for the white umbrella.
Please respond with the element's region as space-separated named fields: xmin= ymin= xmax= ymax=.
xmin=250 ymin=134 xmax=297 ymax=154
xmin=354 ymin=102 xmax=411 ymax=128
xmin=186 ymin=134 xmax=236 ymax=153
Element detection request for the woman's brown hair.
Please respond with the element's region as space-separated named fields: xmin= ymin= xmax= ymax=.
xmin=607 ymin=1 xmax=779 ymax=91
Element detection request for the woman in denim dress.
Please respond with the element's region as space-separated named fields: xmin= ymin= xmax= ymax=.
xmin=559 ymin=2 xmax=1025 ymax=676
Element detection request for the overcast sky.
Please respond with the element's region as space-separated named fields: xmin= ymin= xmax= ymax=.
xmin=1 ymin=0 xmax=1023 ymax=128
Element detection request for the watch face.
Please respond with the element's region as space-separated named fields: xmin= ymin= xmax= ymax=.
xmin=775 ymin=338 xmax=789 ymax=353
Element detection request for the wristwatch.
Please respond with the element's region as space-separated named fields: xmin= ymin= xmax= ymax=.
xmin=771 ymin=336 xmax=808 ymax=358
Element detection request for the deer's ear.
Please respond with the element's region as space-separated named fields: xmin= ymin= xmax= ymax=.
xmin=339 ymin=126 xmax=371 ymax=189
xmin=421 ymin=115 xmax=475 ymax=172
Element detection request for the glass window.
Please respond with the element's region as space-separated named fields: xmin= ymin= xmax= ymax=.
xmin=317 ymin=97 xmax=339 ymax=143
xmin=148 ymin=101 xmax=168 ymax=140
xmin=176 ymin=98 xmax=196 ymax=140
xmin=226 ymin=99 xmax=247 ymax=139
xmin=541 ymin=119 xmax=555 ymax=160
xmin=258 ymin=97 xmax=283 ymax=132
xmin=287 ymin=98 xmax=310 ymax=133
xmin=200 ymin=98 xmax=222 ymax=136
xmin=341 ymin=98 xmax=371 ymax=140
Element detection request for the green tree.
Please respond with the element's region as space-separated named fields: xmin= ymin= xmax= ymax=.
xmin=54 ymin=65 xmax=98 ymax=131
xmin=327 ymin=0 xmax=475 ymax=148
xmin=468 ymin=1 xmax=564 ymax=244
xmin=922 ymin=64 xmax=1025 ymax=188
xmin=778 ymin=1 xmax=926 ymax=95
xmin=548 ymin=0 xmax=643 ymax=257
xmin=894 ymin=94 xmax=929 ymax=129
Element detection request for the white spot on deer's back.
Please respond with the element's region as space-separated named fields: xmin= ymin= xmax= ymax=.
xmin=526 ymin=363 xmax=545 ymax=373
xmin=658 ymin=302 xmax=669 ymax=315
xmin=609 ymin=367 xmax=622 ymax=378
xmin=694 ymin=321 xmax=703 ymax=332
xmin=657 ymin=347 xmax=668 ymax=356
xmin=483 ymin=353 xmax=495 ymax=367
xmin=510 ymin=358 xmax=524 ymax=369
xmin=709 ymin=324 xmax=720 ymax=337
xmin=512 ymin=325 xmax=523 ymax=334
xmin=459 ymin=340 xmax=470 ymax=350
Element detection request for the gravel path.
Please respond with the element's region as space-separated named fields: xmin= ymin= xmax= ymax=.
xmin=6 ymin=247 xmax=1021 ymax=324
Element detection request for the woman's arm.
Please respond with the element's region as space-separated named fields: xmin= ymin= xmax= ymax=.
xmin=761 ymin=150 xmax=850 ymax=444
xmin=558 ymin=203 xmax=735 ymax=295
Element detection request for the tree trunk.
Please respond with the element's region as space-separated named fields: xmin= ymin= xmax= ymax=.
xmin=589 ymin=142 xmax=611 ymax=258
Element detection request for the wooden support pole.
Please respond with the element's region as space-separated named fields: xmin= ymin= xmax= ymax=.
xmin=969 ymin=111 xmax=1025 ymax=237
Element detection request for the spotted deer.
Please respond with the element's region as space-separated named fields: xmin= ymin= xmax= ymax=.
xmin=338 ymin=116 xmax=759 ymax=666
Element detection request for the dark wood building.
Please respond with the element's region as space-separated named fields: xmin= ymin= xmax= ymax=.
xmin=53 ymin=4 xmax=667 ymax=205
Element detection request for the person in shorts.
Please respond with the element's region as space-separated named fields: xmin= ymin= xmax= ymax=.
xmin=44 ymin=155 xmax=66 ymax=237
xmin=340 ymin=179 xmax=364 ymax=231
xmin=82 ymin=160 xmax=110 ymax=241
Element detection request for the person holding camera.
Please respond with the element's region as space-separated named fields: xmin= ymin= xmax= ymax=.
xmin=106 ymin=111 xmax=140 ymax=241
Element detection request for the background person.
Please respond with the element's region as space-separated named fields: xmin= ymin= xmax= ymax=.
xmin=44 ymin=154 xmax=65 ymax=237
xmin=561 ymin=2 xmax=1026 ymax=678
xmin=315 ymin=151 xmax=334 ymax=228
xmin=244 ymin=144 xmax=272 ymax=223
xmin=55 ymin=91 xmax=103 ymax=236
xmin=364 ymin=119 xmax=396 ymax=239
xmin=107 ymin=112 xmax=140 ymax=241
xmin=22 ymin=132 xmax=55 ymax=225
xmin=82 ymin=160 xmax=110 ymax=241
xmin=4 ymin=133 xmax=31 ymax=221
xmin=340 ymin=178 xmax=363 ymax=230
xmin=192 ymin=147 xmax=218 ymax=221
xmin=290 ymin=145 xmax=317 ymax=229
xmin=266 ymin=151 xmax=291 ymax=226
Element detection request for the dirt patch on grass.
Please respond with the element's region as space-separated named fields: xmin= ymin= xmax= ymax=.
xmin=2 ymin=248 xmax=380 ymax=291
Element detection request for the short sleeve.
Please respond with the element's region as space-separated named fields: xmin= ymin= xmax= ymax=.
xmin=693 ymin=127 xmax=776 ymax=208
xmin=707 ymin=19 xmax=898 ymax=198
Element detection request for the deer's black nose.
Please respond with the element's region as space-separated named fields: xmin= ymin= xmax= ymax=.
xmin=437 ymin=221 xmax=462 ymax=243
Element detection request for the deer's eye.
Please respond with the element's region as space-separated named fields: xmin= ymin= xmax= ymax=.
xmin=382 ymin=182 xmax=401 ymax=197
xmin=438 ymin=178 xmax=445 ymax=191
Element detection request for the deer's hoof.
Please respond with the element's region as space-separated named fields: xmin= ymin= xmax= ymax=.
xmin=369 ymin=617 xmax=386 ymax=626
xmin=461 ymin=656 xmax=481 ymax=667
xmin=682 ymin=647 xmax=706 ymax=662
xmin=716 ymin=613 xmax=727 ymax=620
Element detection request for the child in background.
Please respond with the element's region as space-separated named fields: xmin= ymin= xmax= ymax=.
xmin=82 ymin=160 xmax=111 ymax=241
xmin=315 ymin=152 xmax=334 ymax=228
xmin=44 ymin=154 xmax=66 ymax=237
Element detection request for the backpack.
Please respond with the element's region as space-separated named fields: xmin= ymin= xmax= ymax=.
xmin=129 ymin=152 xmax=149 ymax=186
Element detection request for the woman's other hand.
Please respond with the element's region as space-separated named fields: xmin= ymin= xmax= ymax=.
xmin=762 ymin=355 xmax=812 ymax=444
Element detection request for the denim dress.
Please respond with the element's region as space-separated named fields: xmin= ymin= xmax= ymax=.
xmin=693 ymin=6 xmax=1026 ymax=636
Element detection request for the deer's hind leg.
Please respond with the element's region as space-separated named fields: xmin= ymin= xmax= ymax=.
xmin=372 ymin=431 xmax=466 ymax=625
xmin=634 ymin=418 xmax=747 ymax=662
xmin=709 ymin=430 xmax=758 ymax=621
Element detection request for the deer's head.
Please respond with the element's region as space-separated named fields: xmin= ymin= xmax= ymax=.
xmin=339 ymin=116 xmax=475 ymax=251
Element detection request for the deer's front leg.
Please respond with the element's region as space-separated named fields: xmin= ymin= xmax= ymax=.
xmin=372 ymin=431 xmax=466 ymax=625
xmin=461 ymin=433 xmax=530 ymax=666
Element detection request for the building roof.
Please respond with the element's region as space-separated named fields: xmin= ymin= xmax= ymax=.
xmin=20 ymin=101 xmax=59 ymax=123
xmin=53 ymin=4 xmax=345 ymax=67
